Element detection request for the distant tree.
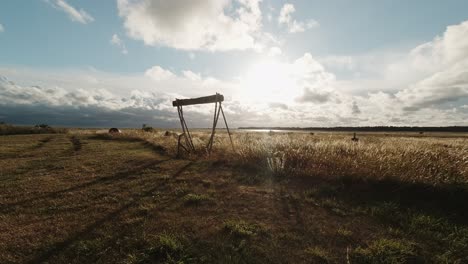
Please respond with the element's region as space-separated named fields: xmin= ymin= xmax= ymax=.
xmin=35 ymin=124 xmax=51 ymax=129
xmin=142 ymin=123 xmax=154 ymax=132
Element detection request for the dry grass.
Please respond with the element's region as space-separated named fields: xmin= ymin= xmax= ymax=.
xmin=118 ymin=129 xmax=468 ymax=186
xmin=1 ymin=130 xmax=467 ymax=263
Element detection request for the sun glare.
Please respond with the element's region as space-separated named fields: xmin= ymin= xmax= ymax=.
xmin=241 ymin=60 xmax=298 ymax=103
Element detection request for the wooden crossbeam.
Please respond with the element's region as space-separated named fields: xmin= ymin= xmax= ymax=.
xmin=172 ymin=94 xmax=224 ymax=107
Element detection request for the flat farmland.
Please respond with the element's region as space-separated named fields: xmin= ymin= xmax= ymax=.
xmin=0 ymin=131 xmax=467 ymax=263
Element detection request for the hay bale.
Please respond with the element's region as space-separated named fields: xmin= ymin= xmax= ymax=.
xmin=108 ymin=128 xmax=121 ymax=134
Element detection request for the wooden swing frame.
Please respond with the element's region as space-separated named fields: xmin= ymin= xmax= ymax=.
xmin=172 ymin=93 xmax=234 ymax=156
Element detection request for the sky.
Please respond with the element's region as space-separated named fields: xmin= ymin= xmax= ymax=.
xmin=1 ymin=0 xmax=468 ymax=128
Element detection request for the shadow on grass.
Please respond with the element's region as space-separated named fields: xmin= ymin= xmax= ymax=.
xmin=302 ymin=175 xmax=468 ymax=225
xmin=88 ymin=134 xmax=168 ymax=156
xmin=27 ymin=161 xmax=194 ymax=264
xmin=1 ymin=158 xmax=173 ymax=213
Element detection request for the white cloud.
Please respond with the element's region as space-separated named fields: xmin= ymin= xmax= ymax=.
xmin=396 ymin=59 xmax=468 ymax=111
xmin=182 ymin=70 xmax=202 ymax=81
xmin=291 ymin=54 xmax=342 ymax=105
xmin=0 ymin=23 xmax=4 ymax=32
xmin=45 ymin=0 xmax=94 ymax=24
xmin=278 ymin=4 xmax=294 ymax=24
xmin=110 ymin=34 xmax=128 ymax=54
xmin=2 ymin=51 xmax=467 ymax=128
xmin=144 ymin=66 xmax=176 ymax=81
xmin=3 ymin=20 xmax=468 ymax=127
xmin=322 ymin=20 xmax=468 ymax=117
xmin=0 ymin=66 xmax=245 ymax=127
xmin=386 ymin=20 xmax=468 ymax=81
xmin=278 ymin=3 xmax=319 ymax=33
xmin=0 ymin=75 xmax=124 ymax=110
xmin=268 ymin=46 xmax=282 ymax=57
xmin=384 ymin=20 xmax=468 ymax=111
xmin=117 ymin=0 xmax=267 ymax=51
xmin=110 ymin=34 xmax=122 ymax=45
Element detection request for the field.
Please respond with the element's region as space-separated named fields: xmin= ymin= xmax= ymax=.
xmin=0 ymin=130 xmax=467 ymax=263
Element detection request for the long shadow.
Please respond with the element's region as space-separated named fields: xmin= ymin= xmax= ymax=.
xmin=0 ymin=136 xmax=54 ymax=160
xmin=1 ymin=159 xmax=172 ymax=212
xmin=88 ymin=134 xmax=168 ymax=156
xmin=27 ymin=161 xmax=194 ymax=264
xmin=304 ymin=175 xmax=468 ymax=225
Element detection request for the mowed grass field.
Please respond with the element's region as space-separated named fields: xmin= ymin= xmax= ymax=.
xmin=0 ymin=131 xmax=467 ymax=263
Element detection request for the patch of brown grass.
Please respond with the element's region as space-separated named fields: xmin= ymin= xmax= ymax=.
xmin=1 ymin=131 xmax=467 ymax=263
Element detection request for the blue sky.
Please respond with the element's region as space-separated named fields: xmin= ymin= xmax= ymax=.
xmin=0 ymin=0 xmax=468 ymax=127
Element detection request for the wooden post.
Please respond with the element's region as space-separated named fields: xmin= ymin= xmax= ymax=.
xmin=220 ymin=105 xmax=234 ymax=151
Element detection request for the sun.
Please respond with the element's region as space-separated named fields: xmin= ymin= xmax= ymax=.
xmin=241 ymin=60 xmax=298 ymax=103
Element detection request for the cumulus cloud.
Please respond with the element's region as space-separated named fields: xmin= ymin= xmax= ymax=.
xmin=110 ymin=34 xmax=128 ymax=54
xmin=117 ymin=0 xmax=266 ymax=51
xmin=1 ymin=75 xmax=131 ymax=110
xmin=144 ymin=66 xmax=175 ymax=81
xmin=268 ymin=46 xmax=282 ymax=57
xmin=44 ymin=0 xmax=94 ymax=24
xmin=278 ymin=3 xmax=318 ymax=33
xmin=320 ymin=19 xmax=468 ymax=122
xmin=289 ymin=53 xmax=340 ymax=104
xmin=296 ymin=88 xmax=332 ymax=104
xmin=397 ymin=60 xmax=468 ymax=111
xmin=0 ymin=64 xmax=251 ymax=127
xmin=386 ymin=20 xmax=468 ymax=111
xmin=0 ymin=73 xmax=196 ymax=127
xmin=4 ymin=18 xmax=468 ymax=128
xmin=182 ymin=70 xmax=202 ymax=81
xmin=268 ymin=102 xmax=288 ymax=110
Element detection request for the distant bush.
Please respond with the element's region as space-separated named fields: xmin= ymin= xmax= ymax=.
xmin=35 ymin=123 xmax=51 ymax=129
xmin=142 ymin=124 xmax=154 ymax=132
xmin=0 ymin=123 xmax=68 ymax=135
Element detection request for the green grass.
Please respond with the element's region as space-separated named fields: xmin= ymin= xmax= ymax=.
xmin=305 ymin=246 xmax=332 ymax=263
xmin=223 ymin=220 xmax=264 ymax=238
xmin=336 ymin=228 xmax=353 ymax=238
xmin=0 ymin=131 xmax=467 ymax=263
xmin=182 ymin=193 xmax=212 ymax=206
xmin=351 ymin=238 xmax=422 ymax=264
